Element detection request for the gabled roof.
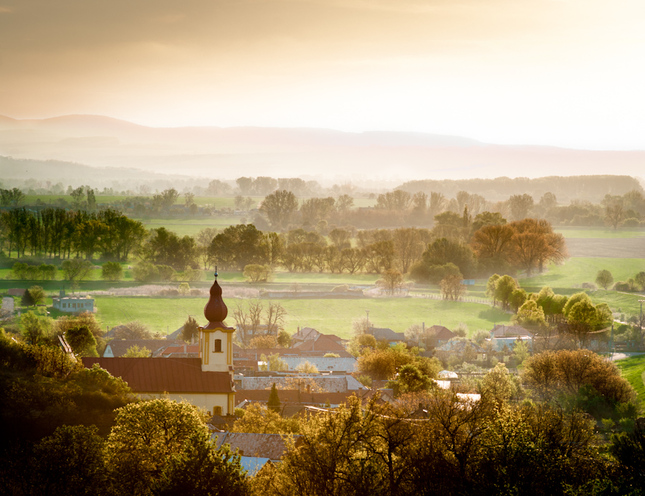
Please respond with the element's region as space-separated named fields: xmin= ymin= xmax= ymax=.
xmin=291 ymin=327 xmax=320 ymax=343
xmin=153 ymin=343 xmax=199 ymax=358
xmin=427 ymin=325 xmax=455 ymax=340
xmin=82 ymin=357 xmax=234 ymax=394
xmin=103 ymin=339 xmax=171 ymax=357
xmin=213 ymin=432 xmax=300 ymax=461
xmin=291 ymin=334 xmax=347 ymax=353
xmin=491 ymin=325 xmax=534 ymax=338
xmin=369 ymin=327 xmax=405 ymax=342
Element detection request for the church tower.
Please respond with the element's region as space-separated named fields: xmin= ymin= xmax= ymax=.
xmin=199 ymin=271 xmax=235 ymax=373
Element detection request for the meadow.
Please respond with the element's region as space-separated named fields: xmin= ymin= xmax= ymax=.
xmin=521 ymin=257 xmax=645 ymax=292
xmin=94 ymin=294 xmax=512 ymax=340
xmin=615 ymin=354 xmax=645 ymax=409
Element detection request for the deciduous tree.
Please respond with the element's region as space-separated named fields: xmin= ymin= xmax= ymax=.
xmin=260 ymin=190 xmax=298 ymax=231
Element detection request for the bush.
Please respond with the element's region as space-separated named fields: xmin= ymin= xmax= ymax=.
xmin=156 ymin=265 xmax=175 ymax=281
xmin=101 ymin=261 xmax=123 ymax=281
xmin=620 ymin=217 xmax=641 ymax=228
xmin=614 ymin=281 xmax=631 ymax=292
xmin=132 ymin=262 xmax=159 ymax=282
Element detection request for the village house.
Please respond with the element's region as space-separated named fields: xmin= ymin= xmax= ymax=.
xmin=83 ymin=274 xmax=236 ymax=416
xmin=368 ymin=326 xmax=406 ymax=345
xmin=489 ymin=324 xmax=534 ymax=351
xmin=213 ymin=432 xmax=303 ymax=475
xmin=52 ymin=290 xmax=95 ymax=313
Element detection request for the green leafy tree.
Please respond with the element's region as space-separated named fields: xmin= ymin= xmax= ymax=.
xmin=181 ymin=316 xmax=200 ymax=343
xmin=21 ymin=288 xmax=35 ymax=307
xmin=232 ymin=403 xmax=301 ymax=434
xmin=31 ymin=425 xmax=107 ymax=496
xmin=259 ymin=353 xmax=288 ymax=372
xmin=595 ymin=269 xmax=614 ymax=290
xmin=133 ymin=261 xmax=160 ymax=282
xmin=277 ymin=329 xmax=292 ymax=348
xmin=20 ymin=310 xmax=53 ymax=345
xmin=102 ymin=261 xmax=123 ymax=281
xmin=106 ymin=399 xmax=211 ymax=495
xmin=152 ymin=430 xmax=250 ymax=496
xmin=268 ymin=383 xmax=281 ymax=414
xmin=66 ymin=324 xmax=98 ymax=357
xmin=243 ymin=264 xmax=272 ymax=283
xmin=514 ymin=300 xmax=547 ymax=330
xmin=494 ymin=275 xmax=519 ymax=311
xmin=123 ymin=345 xmax=152 ymax=357
xmin=27 ymin=285 xmax=47 ymax=306
xmin=208 ymin=224 xmax=269 ymax=270
xmin=260 ymin=189 xmax=299 ymax=231
xmin=61 ymin=259 xmax=93 ymax=283
xmin=387 ymin=363 xmax=433 ymax=396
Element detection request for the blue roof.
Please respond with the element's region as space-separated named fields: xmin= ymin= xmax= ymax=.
xmin=240 ymin=456 xmax=271 ymax=476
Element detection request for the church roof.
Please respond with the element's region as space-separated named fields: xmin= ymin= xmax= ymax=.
xmin=82 ymin=357 xmax=234 ymax=394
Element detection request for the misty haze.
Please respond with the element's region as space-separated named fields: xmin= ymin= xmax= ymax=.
xmin=1 ymin=1 xmax=645 ymax=495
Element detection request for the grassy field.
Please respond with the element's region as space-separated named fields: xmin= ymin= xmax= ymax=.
xmin=521 ymin=257 xmax=645 ymax=292
xmin=615 ymin=355 xmax=645 ymax=409
xmin=94 ymin=295 xmax=511 ymax=340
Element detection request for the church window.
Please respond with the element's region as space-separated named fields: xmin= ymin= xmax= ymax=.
xmin=214 ymin=339 xmax=222 ymax=353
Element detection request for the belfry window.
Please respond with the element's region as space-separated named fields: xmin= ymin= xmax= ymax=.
xmin=214 ymin=339 xmax=222 ymax=353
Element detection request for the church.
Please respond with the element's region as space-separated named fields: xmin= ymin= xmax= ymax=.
xmin=83 ymin=273 xmax=236 ymax=416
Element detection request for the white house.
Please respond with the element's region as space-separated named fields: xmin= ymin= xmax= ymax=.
xmin=52 ymin=290 xmax=95 ymax=313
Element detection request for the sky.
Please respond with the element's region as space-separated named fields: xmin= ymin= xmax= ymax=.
xmin=1 ymin=0 xmax=645 ymax=150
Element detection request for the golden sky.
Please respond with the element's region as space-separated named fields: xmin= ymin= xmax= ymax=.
xmin=1 ymin=0 xmax=644 ymax=149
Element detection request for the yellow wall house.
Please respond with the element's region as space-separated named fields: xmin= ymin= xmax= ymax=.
xmin=83 ymin=273 xmax=236 ymax=416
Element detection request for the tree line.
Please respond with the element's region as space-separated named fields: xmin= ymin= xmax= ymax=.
xmin=1 ymin=205 xmax=566 ymax=288
xmin=0 ymin=207 xmax=145 ymax=261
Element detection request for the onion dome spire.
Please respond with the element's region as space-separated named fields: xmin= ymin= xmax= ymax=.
xmin=203 ymin=268 xmax=229 ymax=330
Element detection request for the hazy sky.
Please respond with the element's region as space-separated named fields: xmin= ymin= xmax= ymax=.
xmin=1 ymin=0 xmax=645 ymax=150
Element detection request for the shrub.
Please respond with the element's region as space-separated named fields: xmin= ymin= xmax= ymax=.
xmin=101 ymin=261 xmax=123 ymax=281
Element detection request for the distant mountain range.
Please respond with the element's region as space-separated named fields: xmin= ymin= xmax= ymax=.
xmin=1 ymin=114 xmax=644 ymax=187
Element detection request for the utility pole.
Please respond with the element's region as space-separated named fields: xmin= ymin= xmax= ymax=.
xmin=638 ymin=300 xmax=645 ymax=347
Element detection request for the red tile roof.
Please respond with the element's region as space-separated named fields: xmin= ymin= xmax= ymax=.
xmin=82 ymin=357 xmax=233 ymax=394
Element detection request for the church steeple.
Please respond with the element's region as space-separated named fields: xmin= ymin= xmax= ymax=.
xmin=203 ymin=269 xmax=229 ymax=330
xmin=199 ymin=270 xmax=235 ymax=374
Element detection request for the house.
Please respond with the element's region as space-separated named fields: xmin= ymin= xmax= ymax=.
xmin=152 ymin=342 xmax=200 ymax=358
xmin=83 ymin=274 xmax=236 ymax=415
xmin=213 ymin=432 xmax=302 ymax=475
xmin=368 ymin=327 xmax=406 ymax=345
xmin=52 ymin=290 xmax=94 ymax=313
xmin=489 ymin=325 xmax=534 ymax=352
xmin=425 ymin=325 xmax=456 ymax=348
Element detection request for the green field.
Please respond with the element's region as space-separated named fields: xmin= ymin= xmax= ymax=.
xmin=615 ymin=355 xmax=645 ymax=409
xmin=94 ymin=294 xmax=511 ymax=340
xmin=521 ymin=257 xmax=645 ymax=291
